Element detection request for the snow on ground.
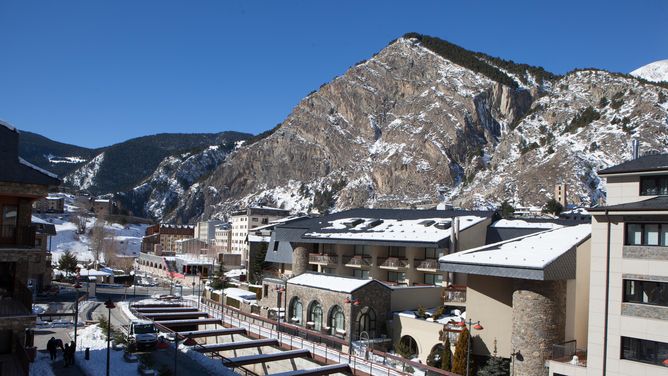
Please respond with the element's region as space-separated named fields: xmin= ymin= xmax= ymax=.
xmin=39 ymin=196 xmax=148 ymax=264
xmin=73 ymin=325 xmax=134 ymax=376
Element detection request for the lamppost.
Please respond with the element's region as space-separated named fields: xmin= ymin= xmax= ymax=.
xmin=457 ymin=319 xmax=483 ymax=376
xmin=104 ymin=299 xmax=116 ymax=376
xmin=73 ymin=282 xmax=81 ymax=353
xmin=274 ymin=285 xmax=286 ymax=341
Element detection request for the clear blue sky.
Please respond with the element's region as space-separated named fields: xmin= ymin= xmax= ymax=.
xmin=1 ymin=0 xmax=666 ymax=148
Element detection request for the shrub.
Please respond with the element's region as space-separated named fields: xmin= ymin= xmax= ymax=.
xmin=544 ymin=198 xmax=564 ymax=216
xmin=598 ymin=97 xmax=609 ymax=108
xmin=563 ymin=106 xmax=600 ymax=134
xmin=442 ymin=336 xmax=453 ymax=371
xmin=452 ymin=327 xmax=474 ymax=375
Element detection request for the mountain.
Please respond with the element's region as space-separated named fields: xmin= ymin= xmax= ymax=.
xmin=160 ymin=33 xmax=668 ymax=223
xmin=18 ymin=131 xmax=98 ymax=177
xmin=630 ymin=60 xmax=668 ymax=83
xmin=18 ymin=130 xmax=252 ymax=199
xmin=62 ymin=132 xmax=250 ymax=194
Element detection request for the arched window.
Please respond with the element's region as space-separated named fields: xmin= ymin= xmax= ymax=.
xmin=357 ymin=306 xmax=376 ymax=339
xmin=289 ymin=297 xmax=303 ymax=325
xmin=307 ymin=301 xmax=323 ymax=331
xmin=329 ymin=305 xmax=345 ymax=336
xmin=427 ymin=343 xmax=444 ymax=367
xmin=399 ymin=335 xmax=419 ymax=358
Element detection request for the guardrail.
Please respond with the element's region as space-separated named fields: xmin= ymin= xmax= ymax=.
xmin=196 ymin=297 xmax=459 ymax=376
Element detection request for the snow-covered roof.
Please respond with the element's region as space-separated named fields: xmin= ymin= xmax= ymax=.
xmin=491 ymin=219 xmax=563 ymax=229
xmin=94 ymin=199 xmax=111 ymax=203
xmin=225 ymin=269 xmax=246 ymax=278
xmin=248 ymin=234 xmax=270 ymax=243
xmin=78 ymin=269 xmax=113 ymax=277
xmin=223 ymin=288 xmax=257 ymax=302
xmin=304 ymin=215 xmax=486 ymax=244
xmin=439 ymin=224 xmax=591 ymax=280
xmin=18 ymin=157 xmax=59 ymax=179
xmin=288 ymin=273 xmax=378 ymax=293
xmin=31 ymin=215 xmax=50 ymax=225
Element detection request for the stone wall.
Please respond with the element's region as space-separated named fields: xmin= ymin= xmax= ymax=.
xmin=511 ymin=280 xmax=566 ymax=376
xmin=291 ymin=246 xmax=310 ymax=276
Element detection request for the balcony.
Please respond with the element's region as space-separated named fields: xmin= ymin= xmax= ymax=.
xmin=379 ymin=257 xmax=409 ymax=270
xmin=345 ymin=256 xmax=371 ymax=269
xmin=549 ymin=340 xmax=587 ymax=368
xmin=416 ymin=259 xmax=439 ymax=272
xmin=443 ymin=285 xmax=467 ymax=304
xmin=308 ymin=253 xmax=338 ymax=266
xmin=0 ymin=225 xmax=36 ymax=248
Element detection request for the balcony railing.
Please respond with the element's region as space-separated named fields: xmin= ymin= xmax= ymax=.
xmin=0 ymin=225 xmax=36 ymax=248
xmin=379 ymin=257 xmax=409 ymax=270
xmin=443 ymin=285 xmax=467 ymax=303
xmin=344 ymin=255 xmax=371 ymax=268
xmin=308 ymin=254 xmax=338 ymax=265
xmin=550 ymin=340 xmax=587 ymax=367
xmin=416 ymin=259 xmax=439 ymax=271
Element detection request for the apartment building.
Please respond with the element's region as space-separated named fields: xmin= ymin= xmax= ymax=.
xmin=140 ymin=224 xmax=194 ymax=254
xmin=33 ymin=196 xmax=64 ymax=214
xmin=213 ymin=223 xmax=231 ymax=253
xmin=579 ymin=154 xmax=668 ymax=376
xmin=230 ymin=206 xmax=289 ymax=265
xmin=265 ymin=208 xmax=494 ymax=286
xmin=0 ymin=121 xmax=60 ymax=375
xmin=194 ymin=220 xmax=224 ymax=244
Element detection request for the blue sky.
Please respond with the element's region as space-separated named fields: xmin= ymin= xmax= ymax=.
xmin=1 ymin=1 xmax=666 ymax=148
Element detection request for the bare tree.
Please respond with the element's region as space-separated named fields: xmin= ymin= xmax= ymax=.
xmin=89 ymin=220 xmax=111 ymax=266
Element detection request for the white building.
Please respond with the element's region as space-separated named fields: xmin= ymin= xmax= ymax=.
xmin=230 ymin=206 xmax=290 ymax=265
xmin=194 ymin=220 xmax=224 ymax=244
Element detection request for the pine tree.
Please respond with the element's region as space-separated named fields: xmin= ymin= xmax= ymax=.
xmin=442 ymin=335 xmax=453 ymax=371
xmin=500 ymin=200 xmax=514 ymax=219
xmin=58 ymin=250 xmax=78 ymax=277
xmin=452 ymin=327 xmax=470 ymax=375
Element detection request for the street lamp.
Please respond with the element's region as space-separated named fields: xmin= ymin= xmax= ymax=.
xmin=73 ymin=282 xmax=81 ymax=354
xmin=104 ymin=299 xmax=116 ymax=376
xmin=456 ymin=319 xmax=483 ymax=376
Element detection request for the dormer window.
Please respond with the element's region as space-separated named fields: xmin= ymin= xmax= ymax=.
xmin=640 ymin=175 xmax=668 ymax=196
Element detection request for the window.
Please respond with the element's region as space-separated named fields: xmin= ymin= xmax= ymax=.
xmin=308 ymin=301 xmax=323 ymax=331
xmin=624 ymin=280 xmax=668 ymax=307
xmin=640 ymin=175 xmax=668 ymax=196
xmin=252 ymin=218 xmax=258 ymax=222
xmin=387 ymin=271 xmax=406 ymax=283
xmin=388 ymin=246 xmax=405 ymax=258
xmin=626 ymin=223 xmax=668 ymax=246
xmin=357 ymin=307 xmax=376 ymax=339
xmin=289 ymin=297 xmax=303 ymax=325
xmin=425 ymin=248 xmax=444 ymax=259
xmin=322 ymin=267 xmax=336 ymax=275
xmin=354 ymin=245 xmax=371 ymax=256
xmin=424 ymin=273 xmax=444 ymax=285
xmin=621 ymin=337 xmax=668 ymax=367
xmin=353 ymin=270 xmax=369 ymax=279
xmin=1 ymin=205 xmax=17 ymax=227
xmin=329 ymin=305 xmax=345 ymax=336
xmin=399 ymin=335 xmax=419 ymax=357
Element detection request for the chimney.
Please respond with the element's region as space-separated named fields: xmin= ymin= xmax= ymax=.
xmin=632 ymin=139 xmax=640 ymax=160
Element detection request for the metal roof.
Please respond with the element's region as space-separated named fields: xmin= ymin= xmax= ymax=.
xmin=598 ymin=153 xmax=668 ymax=175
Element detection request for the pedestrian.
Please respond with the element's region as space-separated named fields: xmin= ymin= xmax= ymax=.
xmin=63 ymin=344 xmax=70 ymax=367
xmin=47 ymin=337 xmax=57 ymax=361
xmin=68 ymin=341 xmax=76 ymax=365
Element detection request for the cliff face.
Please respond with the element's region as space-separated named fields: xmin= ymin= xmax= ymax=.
xmin=161 ymin=37 xmax=668 ymax=223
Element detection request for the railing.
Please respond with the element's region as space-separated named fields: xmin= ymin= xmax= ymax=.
xmin=0 ymin=225 xmax=36 ymax=247
xmin=308 ymin=254 xmax=338 ymax=265
xmin=196 ymin=297 xmax=458 ymax=376
xmin=416 ymin=259 xmax=439 ymax=271
xmin=442 ymin=285 xmax=466 ymax=303
xmin=379 ymin=257 xmax=409 ymax=269
xmin=345 ymin=255 xmax=371 ymax=268
xmin=550 ymin=340 xmax=587 ymax=367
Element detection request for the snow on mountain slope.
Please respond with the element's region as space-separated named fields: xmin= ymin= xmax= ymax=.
xmin=63 ymin=152 xmax=105 ymax=190
xmin=631 ymin=60 xmax=668 ymax=83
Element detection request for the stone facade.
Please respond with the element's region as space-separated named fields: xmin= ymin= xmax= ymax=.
xmin=621 ymin=303 xmax=668 ymax=321
xmin=623 ymin=245 xmax=668 ymax=260
xmin=291 ymin=246 xmax=310 ymax=277
xmin=278 ymin=280 xmax=391 ymax=341
xmin=512 ymin=280 xmax=566 ymax=376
